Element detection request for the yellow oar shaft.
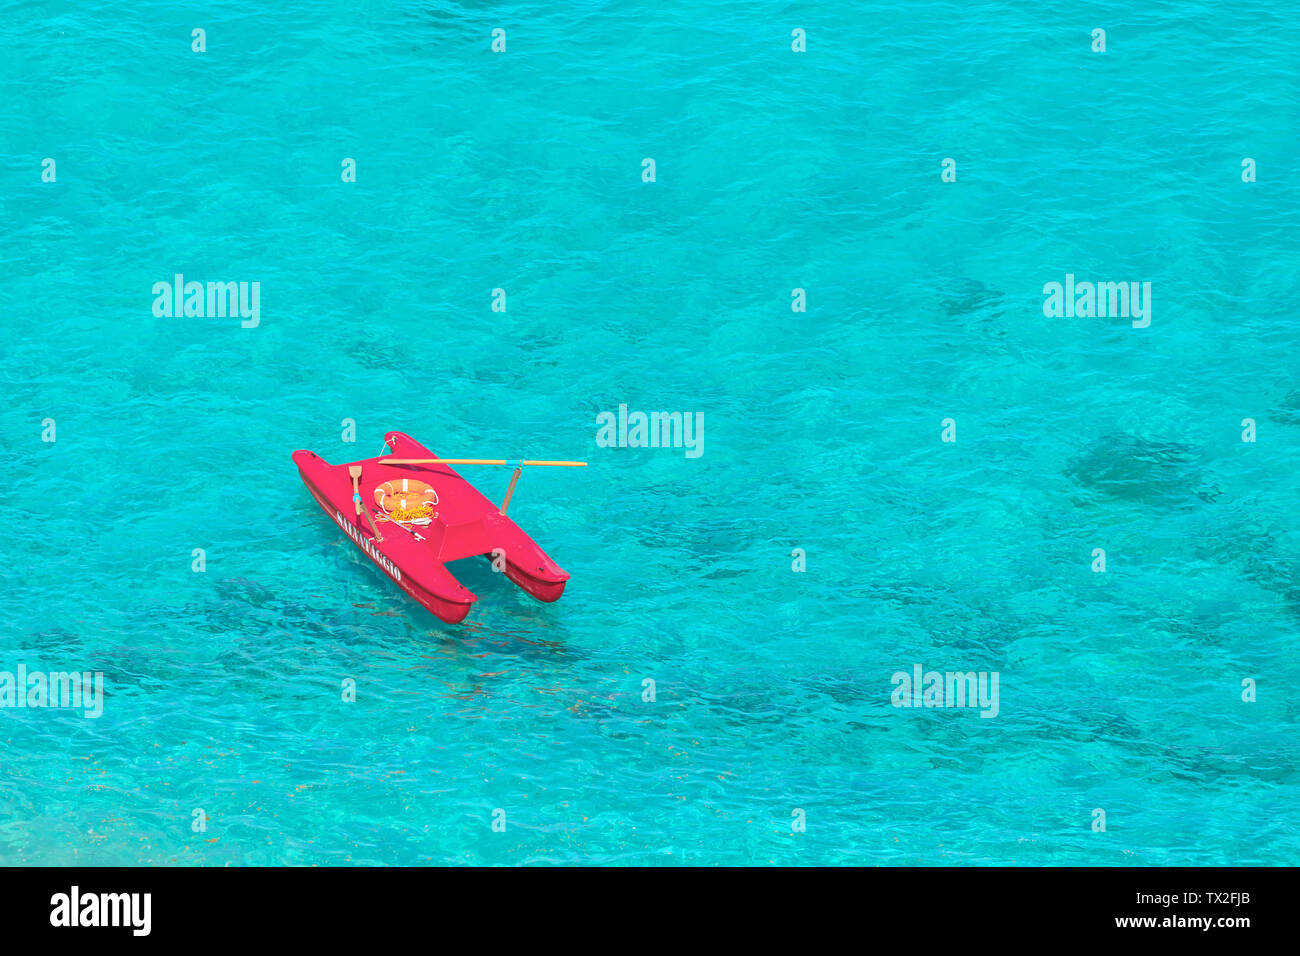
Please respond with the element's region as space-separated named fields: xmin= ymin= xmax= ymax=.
xmin=379 ymin=458 xmax=587 ymax=467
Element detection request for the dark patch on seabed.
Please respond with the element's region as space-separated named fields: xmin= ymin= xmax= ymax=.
xmin=940 ymin=278 xmax=1006 ymax=320
xmin=1159 ymin=742 xmax=1294 ymax=785
xmin=1267 ymin=388 xmax=1300 ymax=425
xmin=1063 ymin=432 xmax=1222 ymax=506
xmin=407 ymin=2 xmax=473 ymax=32
xmin=1224 ymin=522 xmax=1300 ymax=614
xmin=24 ymin=627 xmax=84 ymax=655
xmin=635 ymin=515 xmax=752 ymax=563
xmin=851 ymin=579 xmax=1021 ymax=659
xmin=339 ymin=339 xmax=408 ymax=374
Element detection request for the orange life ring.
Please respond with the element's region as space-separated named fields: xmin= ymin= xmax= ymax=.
xmin=374 ymin=478 xmax=438 ymax=514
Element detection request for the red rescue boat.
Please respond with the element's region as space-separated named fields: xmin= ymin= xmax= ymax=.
xmin=293 ymin=430 xmax=576 ymax=623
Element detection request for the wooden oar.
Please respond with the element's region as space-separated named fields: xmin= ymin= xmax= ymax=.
xmin=348 ymin=465 xmax=384 ymax=541
xmin=348 ymin=466 xmax=364 ymax=515
xmin=378 ymin=458 xmax=587 ymax=467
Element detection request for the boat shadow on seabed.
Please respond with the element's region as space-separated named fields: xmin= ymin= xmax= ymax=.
xmin=329 ymin=553 xmax=577 ymax=666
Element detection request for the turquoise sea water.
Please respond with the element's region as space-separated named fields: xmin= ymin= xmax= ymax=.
xmin=2 ymin=2 xmax=1298 ymax=865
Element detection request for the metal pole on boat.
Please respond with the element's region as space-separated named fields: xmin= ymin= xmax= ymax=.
xmin=500 ymin=463 xmax=523 ymax=515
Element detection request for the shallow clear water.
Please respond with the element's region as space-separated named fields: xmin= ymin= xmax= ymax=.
xmin=1 ymin=2 xmax=1298 ymax=865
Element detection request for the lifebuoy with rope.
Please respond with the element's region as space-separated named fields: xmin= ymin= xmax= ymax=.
xmin=374 ymin=478 xmax=438 ymax=520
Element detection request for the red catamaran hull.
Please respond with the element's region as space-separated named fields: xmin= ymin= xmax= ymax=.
xmin=293 ymin=431 xmax=570 ymax=623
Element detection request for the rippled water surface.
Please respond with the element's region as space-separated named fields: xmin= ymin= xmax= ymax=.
xmin=1 ymin=2 xmax=1297 ymax=865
